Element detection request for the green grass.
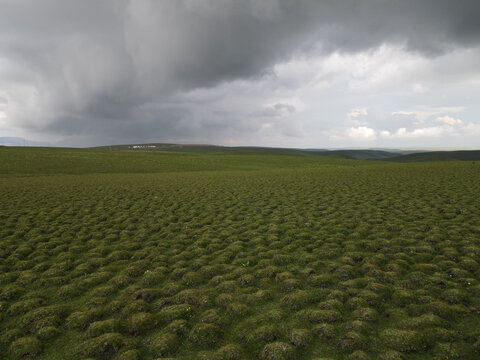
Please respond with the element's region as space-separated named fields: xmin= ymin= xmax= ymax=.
xmin=0 ymin=147 xmax=480 ymax=359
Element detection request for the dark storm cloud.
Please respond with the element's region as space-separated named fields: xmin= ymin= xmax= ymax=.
xmin=1 ymin=0 xmax=480 ymax=143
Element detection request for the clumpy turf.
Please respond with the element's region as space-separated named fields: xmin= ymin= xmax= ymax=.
xmin=0 ymin=148 xmax=480 ymax=359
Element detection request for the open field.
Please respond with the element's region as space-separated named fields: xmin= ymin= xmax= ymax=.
xmin=1 ymin=148 xmax=480 ymax=359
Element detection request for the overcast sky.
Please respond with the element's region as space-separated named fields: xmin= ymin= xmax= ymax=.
xmin=1 ymin=0 xmax=480 ymax=148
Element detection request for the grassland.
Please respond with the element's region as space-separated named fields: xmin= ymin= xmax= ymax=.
xmin=0 ymin=147 xmax=479 ymax=360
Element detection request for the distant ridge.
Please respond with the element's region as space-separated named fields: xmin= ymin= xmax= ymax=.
xmin=93 ymin=143 xmax=401 ymax=160
xmin=0 ymin=136 xmax=50 ymax=147
xmin=3 ymin=141 xmax=479 ymax=162
xmin=386 ymin=150 xmax=480 ymax=162
xmin=304 ymin=149 xmax=396 ymax=160
xmin=93 ymin=143 xmax=480 ymax=162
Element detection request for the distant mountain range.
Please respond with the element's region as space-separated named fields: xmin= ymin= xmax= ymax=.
xmin=2 ymin=138 xmax=479 ymax=162
xmin=0 ymin=137 xmax=49 ymax=147
xmin=93 ymin=143 xmax=480 ymax=162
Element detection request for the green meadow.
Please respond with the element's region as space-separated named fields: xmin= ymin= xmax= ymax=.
xmin=0 ymin=147 xmax=479 ymax=360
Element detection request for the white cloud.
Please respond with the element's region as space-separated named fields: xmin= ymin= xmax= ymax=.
xmin=380 ymin=126 xmax=454 ymax=139
xmin=347 ymin=108 xmax=368 ymax=120
xmin=464 ymin=122 xmax=480 ymax=134
xmin=334 ymin=119 xmax=480 ymax=145
xmin=435 ymin=115 xmax=462 ymax=125
xmin=347 ymin=126 xmax=377 ymax=140
xmin=392 ymin=111 xmax=416 ymax=117
xmin=391 ymin=107 xmax=465 ymax=123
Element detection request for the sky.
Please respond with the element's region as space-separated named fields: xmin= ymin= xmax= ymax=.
xmin=1 ymin=0 xmax=480 ymax=148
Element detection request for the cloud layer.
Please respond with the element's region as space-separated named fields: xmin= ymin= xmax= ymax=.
xmin=1 ymin=0 xmax=480 ymax=147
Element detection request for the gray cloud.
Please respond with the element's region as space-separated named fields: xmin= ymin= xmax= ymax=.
xmin=257 ymin=103 xmax=296 ymax=118
xmin=1 ymin=0 xmax=480 ymax=145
